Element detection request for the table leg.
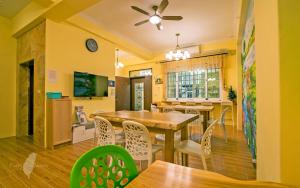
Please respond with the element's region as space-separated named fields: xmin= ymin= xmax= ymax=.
xmin=164 ymin=129 xmax=174 ymax=163
xmin=181 ymin=125 xmax=189 ymax=166
xmin=203 ymin=111 xmax=208 ymax=132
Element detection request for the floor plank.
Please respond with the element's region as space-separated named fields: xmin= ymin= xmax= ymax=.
xmin=0 ymin=125 xmax=255 ymax=188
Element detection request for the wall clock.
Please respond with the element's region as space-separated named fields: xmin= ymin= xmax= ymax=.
xmin=85 ymin=38 xmax=98 ymax=52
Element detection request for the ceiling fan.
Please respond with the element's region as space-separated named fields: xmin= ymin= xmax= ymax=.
xmin=131 ymin=0 xmax=183 ymax=30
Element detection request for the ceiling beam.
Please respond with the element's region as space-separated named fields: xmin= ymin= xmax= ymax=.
xmin=32 ymin=0 xmax=56 ymax=7
xmin=12 ymin=0 xmax=102 ymax=36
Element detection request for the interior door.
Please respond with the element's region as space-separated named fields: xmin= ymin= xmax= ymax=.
xmin=115 ymin=76 xmax=130 ymax=111
xmin=131 ymin=76 xmax=152 ymax=111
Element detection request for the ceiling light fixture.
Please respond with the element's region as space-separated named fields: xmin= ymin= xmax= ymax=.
xmin=165 ymin=33 xmax=191 ymax=61
xmin=149 ymin=15 xmax=161 ymax=25
xmin=115 ymin=49 xmax=124 ymax=69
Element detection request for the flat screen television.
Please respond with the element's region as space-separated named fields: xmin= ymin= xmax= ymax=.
xmin=74 ymin=71 xmax=108 ymax=97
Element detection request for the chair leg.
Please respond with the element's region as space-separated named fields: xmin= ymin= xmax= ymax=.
xmin=201 ymin=154 xmax=207 ymax=170
xmin=176 ymin=151 xmax=180 ymax=165
xmin=231 ymin=105 xmax=235 ymax=128
xmin=222 ymin=125 xmax=228 ymax=143
xmin=139 ymin=160 xmax=143 ymax=171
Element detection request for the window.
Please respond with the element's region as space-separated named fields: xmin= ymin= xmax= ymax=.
xmin=129 ymin=68 xmax=152 ymax=78
xmin=167 ymin=68 xmax=221 ymax=99
xmin=167 ymin=72 xmax=176 ymax=98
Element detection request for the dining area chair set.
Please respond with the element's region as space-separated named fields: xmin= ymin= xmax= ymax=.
xmin=71 ymin=106 xmax=231 ymax=188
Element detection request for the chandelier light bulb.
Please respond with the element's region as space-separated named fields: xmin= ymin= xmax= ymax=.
xmin=165 ymin=33 xmax=191 ymax=61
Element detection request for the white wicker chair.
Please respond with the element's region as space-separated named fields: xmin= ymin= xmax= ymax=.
xmin=94 ymin=116 xmax=125 ymax=146
xmin=175 ymin=120 xmax=218 ymax=170
xmin=155 ymin=111 xmax=183 ymax=143
xmin=219 ymin=107 xmax=230 ymax=142
xmin=94 ymin=117 xmax=116 ymax=146
xmin=123 ymin=120 xmax=163 ymax=169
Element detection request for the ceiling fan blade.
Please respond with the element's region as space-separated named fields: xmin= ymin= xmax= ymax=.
xmin=131 ymin=6 xmax=150 ymax=16
xmin=156 ymin=23 xmax=163 ymax=30
xmin=134 ymin=19 xmax=149 ymax=26
xmin=162 ymin=16 xmax=183 ymax=20
xmin=158 ymin=0 xmax=169 ymax=14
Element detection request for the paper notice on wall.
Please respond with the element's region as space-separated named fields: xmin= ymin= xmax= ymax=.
xmin=48 ymin=70 xmax=57 ymax=84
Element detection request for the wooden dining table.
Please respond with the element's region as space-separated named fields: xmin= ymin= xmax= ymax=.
xmin=90 ymin=111 xmax=198 ymax=163
xmin=156 ymin=105 xmax=214 ymax=131
xmin=126 ymin=160 xmax=289 ymax=188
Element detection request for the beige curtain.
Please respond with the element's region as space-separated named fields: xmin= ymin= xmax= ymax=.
xmin=162 ymin=55 xmax=224 ymax=73
xmin=161 ymin=55 xmax=225 ymax=99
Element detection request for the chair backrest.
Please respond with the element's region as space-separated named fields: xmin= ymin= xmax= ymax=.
xmin=150 ymin=105 xmax=159 ymax=112
xmin=163 ymin=107 xmax=174 ymax=113
xmin=139 ymin=110 xmax=149 ymax=112
xmin=185 ymin=102 xmax=196 ymax=106
xmin=94 ymin=117 xmax=116 ymax=146
xmin=70 ymin=145 xmax=138 ymax=188
xmin=201 ymin=102 xmax=213 ymax=106
xmin=185 ymin=108 xmax=200 ymax=114
xmin=122 ymin=121 xmax=152 ymax=163
xmin=171 ymin=101 xmax=181 ymax=105
xmin=220 ymin=107 xmax=230 ymax=126
xmin=200 ymin=120 xmax=218 ymax=156
xmin=167 ymin=110 xmax=183 ymax=114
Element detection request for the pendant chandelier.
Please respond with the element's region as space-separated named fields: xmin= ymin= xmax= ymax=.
xmin=165 ymin=33 xmax=190 ymax=61
xmin=115 ymin=49 xmax=124 ymax=69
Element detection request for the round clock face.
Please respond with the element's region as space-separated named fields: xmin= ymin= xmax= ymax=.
xmin=86 ymin=39 xmax=98 ymax=52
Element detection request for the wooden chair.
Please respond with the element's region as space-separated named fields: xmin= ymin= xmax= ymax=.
xmin=185 ymin=102 xmax=196 ymax=106
xmin=123 ymin=120 xmax=163 ymax=170
xmin=94 ymin=117 xmax=124 ymax=146
xmin=171 ymin=101 xmax=181 ymax=105
xmin=175 ymin=120 xmax=218 ymax=170
xmin=162 ymin=106 xmax=174 ymax=113
xmin=185 ymin=108 xmax=202 ymax=142
xmin=155 ymin=111 xmax=183 ymax=143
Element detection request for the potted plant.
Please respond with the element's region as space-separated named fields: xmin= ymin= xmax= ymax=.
xmin=228 ymin=86 xmax=237 ymax=101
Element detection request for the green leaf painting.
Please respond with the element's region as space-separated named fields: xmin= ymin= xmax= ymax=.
xmin=242 ymin=0 xmax=256 ymax=162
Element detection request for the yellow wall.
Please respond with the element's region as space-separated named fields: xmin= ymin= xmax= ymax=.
xmin=0 ymin=16 xmax=16 ymax=138
xmin=117 ymin=39 xmax=238 ymax=127
xmin=254 ymin=0 xmax=281 ymax=182
xmin=45 ymin=19 xmax=116 ymax=120
xmin=278 ymin=0 xmax=300 ymax=186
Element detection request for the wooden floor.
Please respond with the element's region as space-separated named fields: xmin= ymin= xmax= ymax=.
xmin=0 ymin=125 xmax=256 ymax=188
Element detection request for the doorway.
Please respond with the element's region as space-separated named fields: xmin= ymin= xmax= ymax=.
xmin=28 ymin=63 xmax=34 ymax=135
xmin=18 ymin=60 xmax=34 ymax=136
xmin=130 ymin=76 xmax=152 ymax=111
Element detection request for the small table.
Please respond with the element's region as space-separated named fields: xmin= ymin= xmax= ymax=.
xmin=156 ymin=105 xmax=214 ymax=131
xmin=90 ymin=111 xmax=198 ymax=163
xmin=126 ymin=160 xmax=288 ymax=188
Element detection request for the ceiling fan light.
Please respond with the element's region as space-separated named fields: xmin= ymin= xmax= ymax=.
xmin=149 ymin=15 xmax=161 ymax=25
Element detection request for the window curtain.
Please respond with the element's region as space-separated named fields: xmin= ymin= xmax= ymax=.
xmin=161 ymin=54 xmax=225 ymax=99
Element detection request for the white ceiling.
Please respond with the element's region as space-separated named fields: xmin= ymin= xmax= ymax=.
xmin=81 ymin=0 xmax=240 ymax=54
xmin=0 ymin=0 xmax=31 ymax=18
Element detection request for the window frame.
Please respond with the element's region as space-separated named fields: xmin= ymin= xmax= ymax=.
xmin=166 ymin=68 xmax=222 ymax=100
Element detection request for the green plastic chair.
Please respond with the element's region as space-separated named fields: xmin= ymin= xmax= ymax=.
xmin=70 ymin=145 xmax=138 ymax=188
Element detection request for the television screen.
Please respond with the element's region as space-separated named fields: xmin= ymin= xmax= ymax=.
xmin=74 ymin=72 xmax=108 ymax=97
